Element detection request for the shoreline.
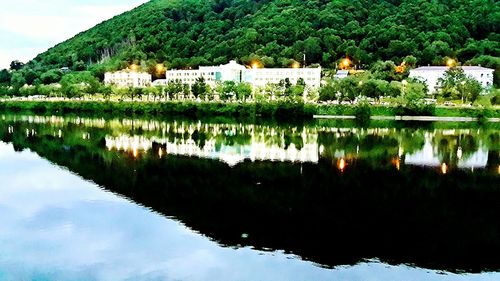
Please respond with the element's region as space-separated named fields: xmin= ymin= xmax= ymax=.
xmin=314 ymin=115 xmax=500 ymax=122
xmin=0 ymin=100 xmax=499 ymax=122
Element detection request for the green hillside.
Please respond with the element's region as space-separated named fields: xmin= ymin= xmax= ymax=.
xmin=29 ymin=0 xmax=499 ymax=71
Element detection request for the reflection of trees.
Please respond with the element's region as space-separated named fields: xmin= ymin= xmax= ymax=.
xmin=433 ymin=132 xmax=480 ymax=165
xmin=399 ymin=130 xmax=425 ymax=154
xmin=1 ymin=120 xmax=500 ymax=273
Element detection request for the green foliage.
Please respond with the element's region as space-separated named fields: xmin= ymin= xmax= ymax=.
xmin=0 ymin=69 xmax=11 ymax=85
xmin=437 ymin=67 xmax=484 ymax=103
xmin=40 ymin=69 xmax=63 ymax=84
xmin=396 ymin=81 xmax=434 ymax=115
xmin=21 ymin=0 xmax=499 ymax=74
xmin=354 ymin=100 xmax=372 ymax=123
xmin=10 ymin=72 xmax=26 ymax=89
xmin=60 ymin=71 xmax=100 ymax=98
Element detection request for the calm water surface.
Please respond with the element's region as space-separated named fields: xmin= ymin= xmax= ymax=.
xmin=0 ymin=114 xmax=499 ymax=281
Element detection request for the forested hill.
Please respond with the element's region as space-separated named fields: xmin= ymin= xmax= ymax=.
xmin=30 ymin=0 xmax=499 ymax=70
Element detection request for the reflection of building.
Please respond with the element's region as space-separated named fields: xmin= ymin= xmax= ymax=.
xmin=154 ymin=60 xmax=321 ymax=89
xmin=105 ymin=132 xmax=319 ymax=166
xmin=104 ymin=70 xmax=152 ymax=88
xmin=409 ymin=66 xmax=494 ymax=93
xmin=404 ymin=136 xmax=489 ymax=169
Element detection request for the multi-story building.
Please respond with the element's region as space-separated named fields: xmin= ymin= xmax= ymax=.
xmin=154 ymin=60 xmax=321 ymax=89
xmin=104 ymin=70 xmax=152 ymax=88
xmin=409 ymin=66 xmax=494 ymax=94
xmin=244 ymin=67 xmax=321 ymax=88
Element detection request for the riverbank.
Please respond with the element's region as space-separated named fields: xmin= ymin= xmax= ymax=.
xmin=0 ymin=100 xmax=499 ymax=121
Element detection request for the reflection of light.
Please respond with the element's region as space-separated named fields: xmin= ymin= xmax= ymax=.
xmin=457 ymin=147 xmax=462 ymax=159
xmin=158 ymin=148 xmax=163 ymax=158
xmin=133 ymin=148 xmax=138 ymax=158
xmin=337 ymin=158 xmax=346 ymax=172
xmin=392 ymin=158 xmax=400 ymax=170
xmin=498 ymin=165 xmax=500 ymax=175
xmin=441 ymin=163 xmax=448 ymax=174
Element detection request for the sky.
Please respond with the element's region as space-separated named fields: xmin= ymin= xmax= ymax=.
xmin=0 ymin=0 xmax=149 ymax=70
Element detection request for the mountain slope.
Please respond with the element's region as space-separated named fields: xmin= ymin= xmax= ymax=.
xmin=31 ymin=0 xmax=499 ymax=70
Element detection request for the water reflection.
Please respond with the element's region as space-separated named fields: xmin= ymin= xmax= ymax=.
xmin=0 ymin=114 xmax=499 ymax=276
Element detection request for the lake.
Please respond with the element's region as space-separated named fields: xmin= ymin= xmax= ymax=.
xmin=0 ymin=114 xmax=498 ymax=281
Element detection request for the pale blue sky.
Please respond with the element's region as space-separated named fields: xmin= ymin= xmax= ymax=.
xmin=0 ymin=0 xmax=149 ymax=69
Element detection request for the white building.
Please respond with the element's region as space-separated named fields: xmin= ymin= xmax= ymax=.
xmin=104 ymin=70 xmax=152 ymax=88
xmin=409 ymin=66 xmax=494 ymax=94
xmin=244 ymin=67 xmax=321 ymax=88
xmin=157 ymin=60 xmax=321 ymax=89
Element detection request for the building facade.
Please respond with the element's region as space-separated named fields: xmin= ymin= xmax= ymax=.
xmin=409 ymin=66 xmax=494 ymax=94
xmin=155 ymin=60 xmax=321 ymax=89
xmin=104 ymin=71 xmax=152 ymax=88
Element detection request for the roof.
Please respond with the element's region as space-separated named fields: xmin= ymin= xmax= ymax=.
xmin=411 ymin=66 xmax=494 ymax=72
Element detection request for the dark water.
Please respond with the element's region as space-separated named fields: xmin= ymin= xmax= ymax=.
xmin=0 ymin=114 xmax=499 ymax=281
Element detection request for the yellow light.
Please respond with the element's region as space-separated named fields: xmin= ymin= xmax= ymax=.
xmin=342 ymin=58 xmax=350 ymax=68
xmin=392 ymin=158 xmax=400 ymax=170
xmin=130 ymin=64 xmax=138 ymax=71
xmin=156 ymin=64 xmax=165 ymax=72
xmin=447 ymin=59 xmax=456 ymax=67
xmin=133 ymin=148 xmax=138 ymax=158
xmin=158 ymin=147 xmax=163 ymax=158
xmin=441 ymin=163 xmax=448 ymax=174
xmin=292 ymin=62 xmax=300 ymax=69
xmin=252 ymin=62 xmax=259 ymax=69
xmin=337 ymin=158 xmax=347 ymax=172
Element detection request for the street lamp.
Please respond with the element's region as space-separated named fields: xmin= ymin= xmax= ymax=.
xmin=292 ymin=61 xmax=300 ymax=69
xmin=460 ymin=80 xmax=466 ymax=103
xmin=402 ymin=79 xmax=408 ymax=95
xmin=447 ymin=59 xmax=456 ymax=67
xmin=130 ymin=64 xmax=138 ymax=71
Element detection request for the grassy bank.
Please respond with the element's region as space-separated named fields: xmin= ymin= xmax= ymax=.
xmin=0 ymin=100 xmax=316 ymax=120
xmin=0 ymin=100 xmax=499 ymax=120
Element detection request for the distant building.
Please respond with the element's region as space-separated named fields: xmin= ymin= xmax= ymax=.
xmin=409 ymin=66 xmax=494 ymax=94
xmin=161 ymin=60 xmax=321 ymax=89
xmin=334 ymin=70 xmax=349 ymax=79
xmin=244 ymin=67 xmax=321 ymax=89
xmin=104 ymin=70 xmax=152 ymax=88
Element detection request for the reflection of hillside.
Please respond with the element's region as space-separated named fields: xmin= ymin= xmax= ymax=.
xmin=0 ymin=116 xmax=499 ymax=272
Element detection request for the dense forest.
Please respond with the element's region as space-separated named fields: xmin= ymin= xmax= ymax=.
xmin=21 ymin=0 xmax=500 ymax=69
xmin=0 ymin=0 xmax=499 ymax=91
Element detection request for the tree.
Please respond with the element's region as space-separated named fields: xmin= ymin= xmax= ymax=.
xmin=0 ymin=69 xmax=11 ymax=85
xmin=458 ymin=78 xmax=483 ymax=104
xmin=40 ymin=69 xmax=63 ymax=84
xmin=60 ymin=71 xmax=100 ymax=98
xmin=191 ymin=77 xmax=208 ymax=99
xmin=10 ymin=72 xmax=26 ymax=89
xmin=10 ymin=60 xmax=24 ymax=71
xmin=437 ymin=67 xmax=483 ymax=102
xmin=235 ymin=82 xmax=252 ymax=101
xmin=319 ymin=81 xmax=338 ymax=101
xmin=370 ymin=61 xmax=399 ymax=81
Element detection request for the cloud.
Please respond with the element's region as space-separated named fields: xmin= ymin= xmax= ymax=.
xmin=0 ymin=0 xmax=148 ymax=69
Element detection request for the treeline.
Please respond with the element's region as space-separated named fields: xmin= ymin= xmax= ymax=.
xmin=2 ymin=0 xmax=499 ymax=77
